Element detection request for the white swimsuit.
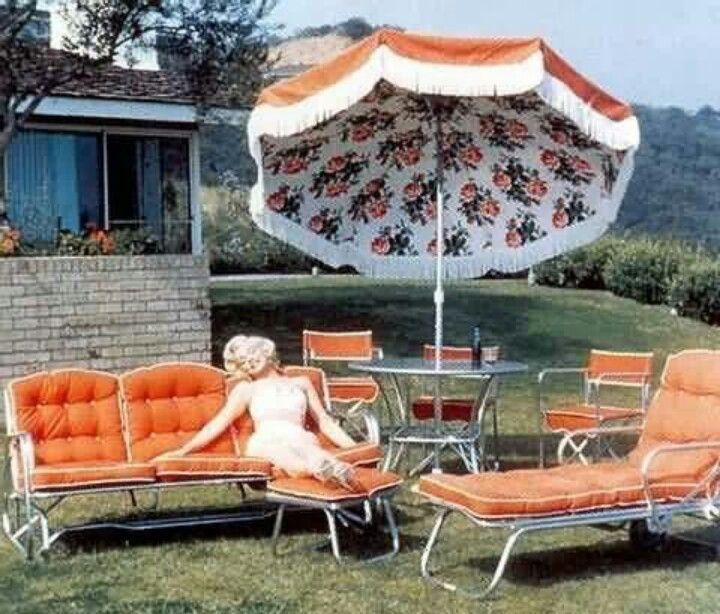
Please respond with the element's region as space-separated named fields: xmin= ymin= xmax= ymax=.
xmin=245 ymin=378 xmax=339 ymax=477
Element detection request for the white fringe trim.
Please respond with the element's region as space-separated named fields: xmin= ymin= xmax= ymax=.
xmin=250 ymin=147 xmax=636 ymax=280
xmin=248 ymin=44 xmax=639 ymax=155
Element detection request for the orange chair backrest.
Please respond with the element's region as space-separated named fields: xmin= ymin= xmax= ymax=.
xmin=587 ymin=350 xmax=653 ymax=386
xmin=121 ymin=363 xmax=233 ymax=461
xmin=303 ymin=330 xmax=373 ymax=362
xmin=7 ymin=370 xmax=126 ymax=465
xmin=423 ymin=345 xmax=473 ymax=361
xmin=632 ymin=350 xmax=720 ymax=471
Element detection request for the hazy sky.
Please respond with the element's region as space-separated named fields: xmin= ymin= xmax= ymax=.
xmin=271 ymin=0 xmax=720 ymax=110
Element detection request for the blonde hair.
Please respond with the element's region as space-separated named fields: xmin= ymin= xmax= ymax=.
xmin=223 ymin=335 xmax=279 ymax=380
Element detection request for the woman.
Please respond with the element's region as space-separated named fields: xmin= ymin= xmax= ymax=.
xmin=154 ymin=335 xmax=362 ymax=490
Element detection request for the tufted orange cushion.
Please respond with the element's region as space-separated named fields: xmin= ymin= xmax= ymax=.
xmin=152 ymin=453 xmax=272 ymax=482
xmin=269 ymin=467 xmax=401 ymax=502
xmin=9 ymin=370 xmax=128 ymax=466
xmin=544 ymin=404 xmax=643 ymax=431
xmin=31 ymin=460 xmax=155 ymax=491
xmin=121 ymin=363 xmax=235 ymax=462
xmin=417 ymin=461 xmax=703 ymax=520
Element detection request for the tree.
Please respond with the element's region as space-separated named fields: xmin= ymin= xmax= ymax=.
xmin=0 ymin=0 xmax=276 ymax=155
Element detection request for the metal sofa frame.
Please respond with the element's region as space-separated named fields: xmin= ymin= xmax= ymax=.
xmin=419 ymin=431 xmax=720 ymax=599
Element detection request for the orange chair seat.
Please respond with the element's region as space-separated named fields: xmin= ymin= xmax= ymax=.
xmin=418 ymin=458 xmax=707 ymax=520
xmin=152 ymin=454 xmax=273 ymax=482
xmin=412 ymin=397 xmax=475 ymax=421
xmin=31 ymin=461 xmax=156 ymax=491
xmin=544 ymin=404 xmax=643 ymax=431
xmin=327 ymin=377 xmax=379 ymax=403
xmin=269 ymin=467 xmax=402 ymax=502
xmin=325 ymin=441 xmax=382 ymax=467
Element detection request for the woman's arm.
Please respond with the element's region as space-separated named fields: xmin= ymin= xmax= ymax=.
xmin=299 ymin=377 xmax=356 ymax=449
xmin=153 ymin=383 xmax=251 ymax=459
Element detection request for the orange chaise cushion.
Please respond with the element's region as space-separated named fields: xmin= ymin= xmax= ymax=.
xmin=153 ymin=453 xmax=272 ymax=481
xmin=121 ymin=363 xmax=237 ymax=462
xmin=417 ymin=461 xmax=703 ymax=520
xmin=269 ymin=467 xmax=402 ymax=502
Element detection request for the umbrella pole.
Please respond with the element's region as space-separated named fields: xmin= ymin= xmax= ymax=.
xmin=432 ymin=102 xmax=444 ymax=474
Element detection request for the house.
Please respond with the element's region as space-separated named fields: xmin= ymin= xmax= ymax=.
xmin=0 ymin=13 xmax=237 ymax=255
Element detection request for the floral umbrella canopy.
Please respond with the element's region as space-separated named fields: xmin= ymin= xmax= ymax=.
xmin=248 ymin=29 xmax=639 ymax=357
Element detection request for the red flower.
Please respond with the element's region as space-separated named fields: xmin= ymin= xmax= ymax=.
xmin=424 ymin=202 xmax=437 ymax=220
xmin=509 ymin=120 xmax=529 ymax=140
xmin=552 ymin=208 xmax=569 ymax=229
xmin=426 ymin=238 xmax=438 ymax=255
xmin=461 ymin=145 xmax=483 ymax=166
xmin=371 ymin=235 xmax=391 ymax=255
xmin=493 ymin=171 xmax=512 ymax=190
xmin=398 ymin=147 xmax=421 ymax=167
xmin=325 ymin=181 xmax=349 ymax=198
xmin=368 ymin=199 xmax=388 ymax=219
xmin=364 ymin=179 xmax=383 ymax=194
xmin=351 ymin=124 xmax=373 ymax=142
xmin=540 ymin=150 xmax=560 ymax=169
xmin=308 ymin=215 xmax=324 ymax=233
xmin=459 ymin=181 xmax=478 ymax=203
xmin=572 ymin=157 xmax=592 ymax=174
xmin=282 ymin=157 xmax=306 ymax=174
xmin=550 ymin=130 xmax=568 ymax=145
xmin=505 ymin=229 xmax=522 ymax=248
xmin=403 ymin=181 xmax=423 ymax=200
xmin=326 ymin=155 xmax=347 ymax=173
xmin=266 ymin=190 xmax=287 ymax=211
xmin=527 ymin=178 xmax=549 ymax=199
xmin=481 ymin=199 xmax=500 ymax=218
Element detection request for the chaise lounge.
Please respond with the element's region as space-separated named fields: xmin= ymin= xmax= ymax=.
xmin=2 ymin=362 xmax=401 ymax=561
xmin=416 ymin=350 xmax=720 ymax=598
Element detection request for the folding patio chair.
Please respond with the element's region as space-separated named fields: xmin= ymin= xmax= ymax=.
xmin=416 ymin=350 xmax=720 ymax=599
xmin=302 ymin=330 xmax=382 ymax=419
xmin=538 ymin=350 xmax=653 ymax=464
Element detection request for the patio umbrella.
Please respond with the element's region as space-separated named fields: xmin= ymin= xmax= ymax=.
xmin=247 ymin=29 xmax=639 ymax=367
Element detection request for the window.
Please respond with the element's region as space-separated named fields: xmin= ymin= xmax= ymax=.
xmin=5 ymin=129 xmax=193 ymax=253
xmin=106 ymin=135 xmax=191 ymax=253
xmin=6 ymin=130 xmax=103 ymax=243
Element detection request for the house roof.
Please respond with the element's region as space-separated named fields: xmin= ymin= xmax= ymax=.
xmin=43 ymin=49 xmax=198 ymax=106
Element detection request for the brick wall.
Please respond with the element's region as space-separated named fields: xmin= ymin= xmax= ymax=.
xmin=0 ymin=255 xmax=211 ymax=417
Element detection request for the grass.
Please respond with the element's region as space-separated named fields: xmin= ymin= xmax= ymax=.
xmin=2 ymin=278 xmax=720 ymax=613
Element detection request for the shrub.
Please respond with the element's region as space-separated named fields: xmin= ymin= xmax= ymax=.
xmin=533 ymin=236 xmax=624 ymax=289
xmin=669 ymin=258 xmax=720 ymax=325
xmin=602 ymin=237 xmax=692 ymax=304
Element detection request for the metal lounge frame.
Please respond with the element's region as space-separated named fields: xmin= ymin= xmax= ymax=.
xmin=419 ymin=433 xmax=720 ymax=599
xmin=538 ymin=354 xmax=653 ymax=465
xmin=268 ymin=486 xmax=401 ymax=564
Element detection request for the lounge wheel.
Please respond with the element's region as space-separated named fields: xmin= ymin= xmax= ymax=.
xmin=629 ymin=519 xmax=667 ymax=550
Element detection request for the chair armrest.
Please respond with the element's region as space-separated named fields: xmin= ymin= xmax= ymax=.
xmin=537 ymin=367 xmax=587 ymax=385
xmin=6 ymin=431 xmax=35 ymax=494
xmin=640 ymin=442 xmax=720 ymax=513
xmin=372 ymin=347 xmax=384 ymax=360
xmin=359 ymin=409 xmax=380 ymax=445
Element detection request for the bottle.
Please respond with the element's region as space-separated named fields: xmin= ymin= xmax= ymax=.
xmin=471 ymin=326 xmax=482 ymax=367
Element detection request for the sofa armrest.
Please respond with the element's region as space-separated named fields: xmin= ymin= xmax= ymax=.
xmin=6 ymin=431 xmax=34 ymax=494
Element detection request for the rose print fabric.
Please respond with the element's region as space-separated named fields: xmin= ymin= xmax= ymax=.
xmin=259 ymin=81 xmax=629 ymax=276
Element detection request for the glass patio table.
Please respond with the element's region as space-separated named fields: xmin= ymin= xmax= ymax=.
xmin=348 ymin=358 xmax=528 ymax=475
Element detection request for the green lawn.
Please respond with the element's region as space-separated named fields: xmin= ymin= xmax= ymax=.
xmin=2 ymin=279 xmax=720 ymax=613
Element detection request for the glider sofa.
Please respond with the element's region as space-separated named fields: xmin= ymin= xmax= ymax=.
xmin=2 ymin=362 xmax=401 ymax=561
